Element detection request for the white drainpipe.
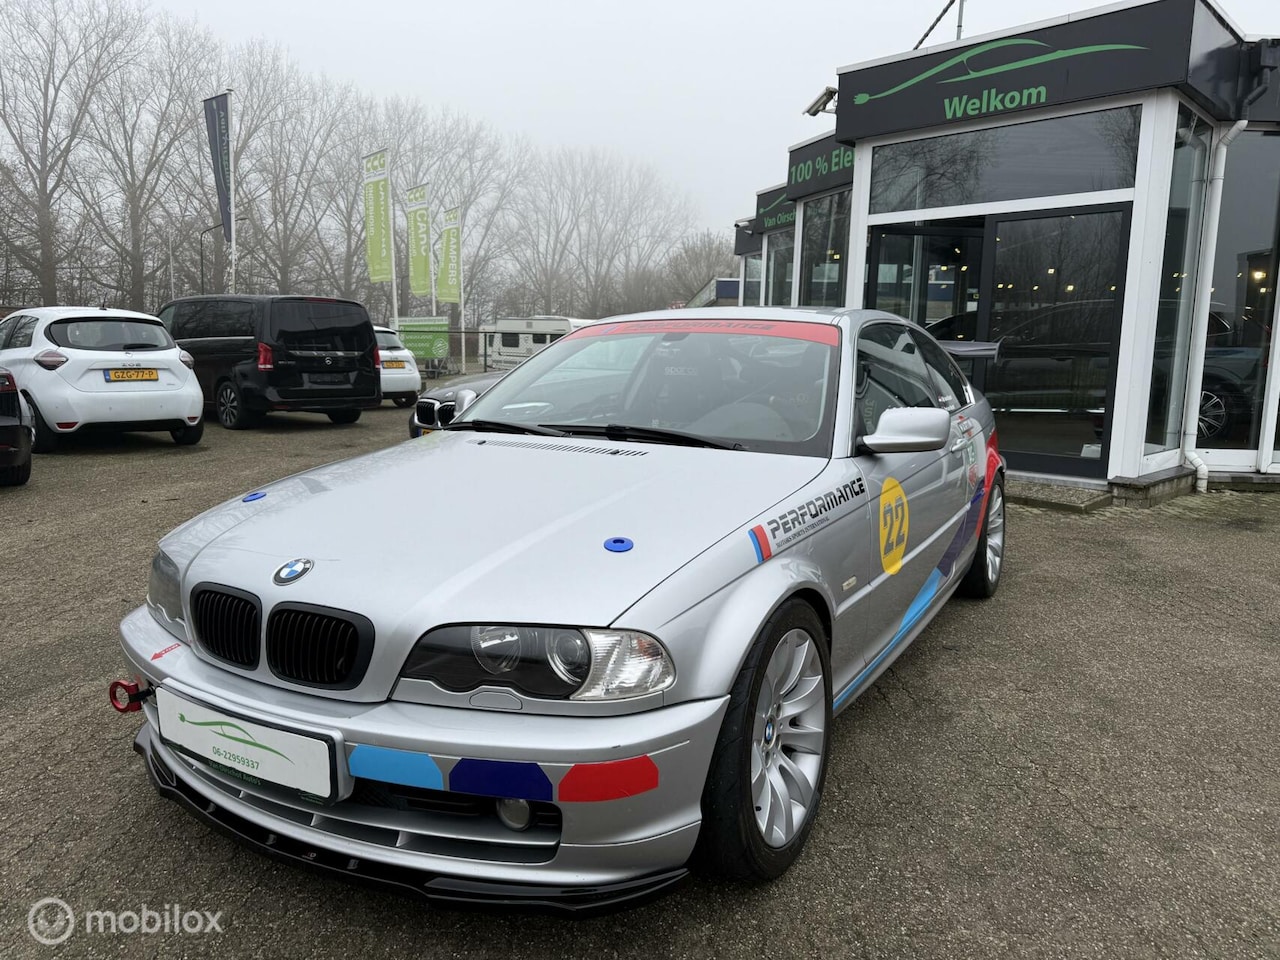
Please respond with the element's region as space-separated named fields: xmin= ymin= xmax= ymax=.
xmin=1180 ymin=118 xmax=1248 ymax=493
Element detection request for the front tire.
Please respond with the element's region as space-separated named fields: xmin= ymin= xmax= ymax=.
xmin=698 ymin=600 xmax=831 ymax=881
xmin=327 ymin=409 xmax=361 ymax=424
xmin=170 ymin=420 xmax=204 ymax=446
xmin=0 ymin=456 xmax=31 ymax=486
xmin=959 ymin=474 xmax=1005 ymax=599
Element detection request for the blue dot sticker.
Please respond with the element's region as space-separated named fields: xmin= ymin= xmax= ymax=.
xmin=242 ymin=491 xmax=266 ymax=502
xmin=604 ymin=537 xmax=633 ymax=553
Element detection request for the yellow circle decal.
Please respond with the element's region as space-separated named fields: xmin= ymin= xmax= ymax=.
xmin=879 ymin=477 xmax=909 ymax=575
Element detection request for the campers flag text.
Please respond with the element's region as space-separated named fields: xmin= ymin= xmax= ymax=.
xmin=363 ymin=150 xmax=392 ymax=284
xmin=406 ymin=186 xmax=432 ymax=297
xmin=437 ymin=207 xmax=461 ymax=304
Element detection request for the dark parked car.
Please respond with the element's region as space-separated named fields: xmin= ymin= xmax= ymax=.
xmin=155 ymin=295 xmax=380 ymax=429
xmin=408 ymin=369 xmax=504 ymax=437
xmin=0 ymin=366 xmax=33 ymax=485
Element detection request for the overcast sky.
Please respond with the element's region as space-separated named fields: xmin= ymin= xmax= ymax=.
xmin=152 ymin=0 xmax=1280 ymax=233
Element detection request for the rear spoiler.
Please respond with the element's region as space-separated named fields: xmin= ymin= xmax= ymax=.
xmin=937 ymin=340 xmax=1000 ymax=361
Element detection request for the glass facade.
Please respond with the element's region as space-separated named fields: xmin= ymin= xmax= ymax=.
xmin=765 ymin=229 xmax=795 ymax=306
xmin=742 ymin=253 xmax=762 ymax=305
xmin=798 ymin=191 xmax=851 ymax=307
xmin=1146 ymin=106 xmax=1212 ymax=452
xmin=870 ymin=106 xmax=1141 ymax=214
xmin=1199 ymin=131 xmax=1280 ymax=450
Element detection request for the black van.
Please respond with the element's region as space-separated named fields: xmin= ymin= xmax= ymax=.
xmin=156 ymin=295 xmax=381 ymax=429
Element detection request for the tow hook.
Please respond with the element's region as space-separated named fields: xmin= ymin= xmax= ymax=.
xmin=108 ymin=679 xmax=154 ymax=713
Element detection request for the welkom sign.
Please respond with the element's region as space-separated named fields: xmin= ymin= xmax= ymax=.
xmin=835 ymin=0 xmax=1223 ymax=141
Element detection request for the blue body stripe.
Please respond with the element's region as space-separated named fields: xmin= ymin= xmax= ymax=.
xmin=749 ymin=529 xmax=765 ymax=564
xmin=833 ymin=568 xmax=944 ymax=710
xmin=347 ymin=745 xmax=444 ymax=790
xmin=449 ymin=759 xmax=553 ymax=801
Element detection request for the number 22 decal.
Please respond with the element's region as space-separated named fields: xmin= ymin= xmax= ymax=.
xmin=879 ymin=477 xmax=909 ymax=575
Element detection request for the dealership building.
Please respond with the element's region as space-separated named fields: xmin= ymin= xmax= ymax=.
xmin=736 ymin=0 xmax=1280 ymax=491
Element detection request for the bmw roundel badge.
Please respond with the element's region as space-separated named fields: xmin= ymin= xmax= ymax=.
xmin=273 ymin=558 xmax=314 ymax=585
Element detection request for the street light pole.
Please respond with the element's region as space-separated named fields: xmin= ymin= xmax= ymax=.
xmin=199 ymin=218 xmax=247 ymax=295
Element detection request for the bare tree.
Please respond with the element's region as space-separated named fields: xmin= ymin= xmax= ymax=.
xmin=0 ymin=0 xmax=144 ymax=304
xmin=663 ymin=229 xmax=736 ymax=301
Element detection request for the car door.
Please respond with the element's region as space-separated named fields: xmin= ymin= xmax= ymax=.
xmin=0 ymin=316 xmax=40 ymax=396
xmin=855 ymin=321 xmax=967 ymax=668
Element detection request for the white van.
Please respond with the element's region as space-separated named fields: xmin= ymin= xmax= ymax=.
xmin=480 ymin=316 xmax=591 ymax=370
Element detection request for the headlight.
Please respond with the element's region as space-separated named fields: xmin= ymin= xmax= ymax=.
xmin=146 ymin=550 xmax=185 ymax=639
xmin=401 ymin=625 xmax=674 ymax=701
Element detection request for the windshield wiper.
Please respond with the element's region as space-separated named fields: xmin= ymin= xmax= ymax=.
xmin=442 ymin=419 xmax=566 ymax=437
xmin=543 ymin=422 xmax=740 ymax=450
xmin=120 ymin=342 xmax=162 ymax=350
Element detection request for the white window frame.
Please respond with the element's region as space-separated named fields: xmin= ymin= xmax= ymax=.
xmin=846 ymin=92 xmax=1171 ymax=481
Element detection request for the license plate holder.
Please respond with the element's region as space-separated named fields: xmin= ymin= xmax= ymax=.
xmin=155 ymin=686 xmax=337 ymax=800
xmin=104 ymin=368 xmax=159 ymax=382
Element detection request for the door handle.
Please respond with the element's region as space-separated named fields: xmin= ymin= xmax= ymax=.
xmin=950 ymin=438 xmax=970 ymax=453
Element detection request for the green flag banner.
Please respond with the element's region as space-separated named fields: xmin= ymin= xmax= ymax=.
xmin=406 ymin=184 xmax=432 ymax=297
xmin=362 ymin=149 xmax=392 ymax=284
xmin=436 ymin=206 xmax=461 ymax=305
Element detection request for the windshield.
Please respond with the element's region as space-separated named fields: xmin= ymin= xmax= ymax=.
xmin=45 ymin=318 xmax=173 ymax=351
xmin=375 ymin=330 xmax=405 ymax=350
xmin=457 ymin=318 xmax=841 ymax=456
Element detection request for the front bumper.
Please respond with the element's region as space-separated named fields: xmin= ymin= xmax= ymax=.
xmin=119 ymin=606 xmax=727 ymax=907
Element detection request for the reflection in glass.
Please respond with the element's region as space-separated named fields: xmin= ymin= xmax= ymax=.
xmin=870 ymin=225 xmax=982 ymax=326
xmin=1197 ymin=132 xmax=1280 ymax=451
xmin=1146 ymin=106 xmax=1211 ymax=452
xmin=799 ymin=191 xmax=851 ymax=307
xmin=765 ymin=229 xmax=795 ymax=306
xmin=982 ymin=209 xmax=1128 ymax=466
xmin=870 ymin=106 xmax=1141 ymax=214
xmin=742 ymin=253 xmax=762 ymax=305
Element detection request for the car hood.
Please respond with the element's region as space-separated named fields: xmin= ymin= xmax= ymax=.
xmin=169 ymin=432 xmax=825 ymax=698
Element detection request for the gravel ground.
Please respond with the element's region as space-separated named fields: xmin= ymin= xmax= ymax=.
xmin=1 ymin=404 xmax=1277 ymax=959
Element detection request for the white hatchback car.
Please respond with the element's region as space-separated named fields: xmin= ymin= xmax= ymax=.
xmin=374 ymin=326 xmax=422 ymax=407
xmin=0 ymin=307 xmax=205 ymax=451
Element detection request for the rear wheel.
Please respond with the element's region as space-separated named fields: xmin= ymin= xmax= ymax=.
xmin=0 ymin=456 xmax=31 ymax=486
xmin=29 ymin=398 xmax=58 ymax=453
xmin=170 ymin=420 xmax=204 ymax=446
xmin=215 ymin=381 xmax=258 ymax=430
xmin=1197 ymin=384 xmax=1236 ymax=444
xmin=698 ymin=600 xmax=831 ymax=881
xmin=327 ymin=409 xmax=361 ymax=424
xmin=959 ymin=474 xmax=1005 ymax=599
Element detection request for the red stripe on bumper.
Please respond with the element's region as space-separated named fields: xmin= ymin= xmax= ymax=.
xmin=558 ymin=756 xmax=659 ymax=802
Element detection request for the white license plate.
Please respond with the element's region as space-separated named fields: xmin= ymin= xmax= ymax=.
xmin=155 ymin=687 xmax=335 ymax=799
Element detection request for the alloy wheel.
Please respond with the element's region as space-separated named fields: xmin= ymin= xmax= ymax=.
xmin=217 ymin=384 xmax=238 ymax=427
xmin=985 ymin=483 xmax=1005 ymax=584
xmin=1198 ymin=390 xmax=1228 ymax=441
xmin=751 ymin=628 xmax=827 ymax=848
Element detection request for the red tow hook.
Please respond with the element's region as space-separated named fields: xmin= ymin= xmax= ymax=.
xmin=108 ymin=679 xmax=153 ymax=713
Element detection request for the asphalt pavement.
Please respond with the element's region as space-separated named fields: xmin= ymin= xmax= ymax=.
xmin=1 ymin=404 xmax=1277 ymax=959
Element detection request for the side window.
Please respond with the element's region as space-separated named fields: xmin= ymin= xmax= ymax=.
xmin=909 ymin=330 xmax=972 ymax=412
xmin=531 ymin=333 xmax=548 ymax=345
xmin=174 ymin=302 xmax=211 ymax=339
xmin=500 ymin=332 xmax=520 ymax=348
xmin=855 ymin=322 xmax=936 ymax=436
xmin=220 ymin=301 xmax=256 ymax=338
xmin=8 ymin=317 xmax=38 ymax=349
xmin=0 ymin=315 xmax=17 ymax=348
xmin=156 ymin=305 xmax=175 ymax=331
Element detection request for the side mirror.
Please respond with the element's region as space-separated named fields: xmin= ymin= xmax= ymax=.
xmin=455 ymin=388 xmax=479 ymax=415
xmin=861 ymin=407 xmax=950 ymax=454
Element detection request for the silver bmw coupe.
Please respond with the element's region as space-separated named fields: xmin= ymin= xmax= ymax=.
xmin=113 ymin=307 xmax=1006 ymax=911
